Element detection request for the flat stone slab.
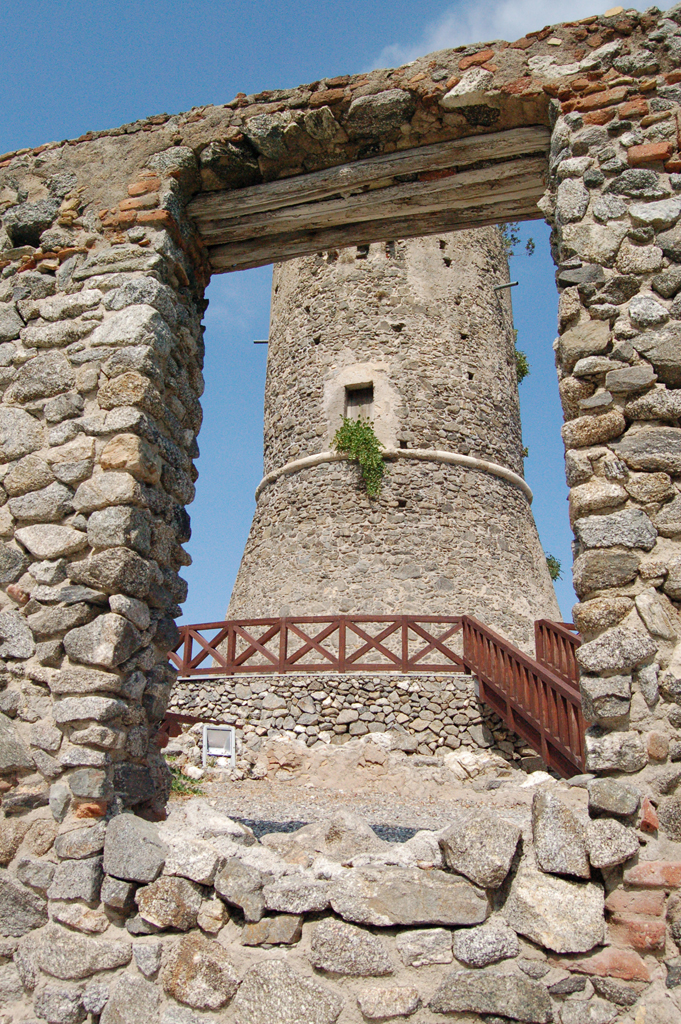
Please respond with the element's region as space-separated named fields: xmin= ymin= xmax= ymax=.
xmin=429 ymin=965 xmax=553 ymax=1023
xmin=330 ymin=866 xmax=489 ymax=927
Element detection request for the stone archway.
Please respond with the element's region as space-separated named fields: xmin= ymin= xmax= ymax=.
xmin=0 ymin=0 xmax=678 ymax=873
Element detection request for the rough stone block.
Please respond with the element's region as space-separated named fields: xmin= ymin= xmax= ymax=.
xmin=100 ymin=973 xmax=159 ymax=1024
xmin=452 ymin=917 xmax=519 ymax=967
xmin=439 ymin=809 xmax=521 ymax=888
xmin=429 ymin=966 xmax=552 ymax=1023
xmin=232 ymin=960 xmax=343 ymax=1024
xmin=585 ymin=729 xmax=648 ymax=774
xmin=532 ymin=791 xmax=590 ymax=878
xmin=588 ymin=777 xmax=640 ymax=817
xmin=586 ymin=819 xmax=639 ymax=869
xmin=64 ymin=612 xmax=143 ymax=669
xmin=581 ymin=675 xmax=632 ymax=723
xmin=47 ymin=856 xmax=102 ymax=901
xmin=214 ymin=857 xmax=266 ymax=921
xmin=309 ymin=918 xmax=394 ymax=975
xmin=395 ymin=926 xmax=452 ymax=967
xmin=102 ymin=814 xmax=167 ymax=883
xmin=0 ymin=872 xmax=48 ymax=936
xmin=574 ymin=508 xmax=657 ymax=551
xmin=161 ymin=932 xmax=239 ymax=1010
xmin=68 ymin=548 xmax=152 ymax=600
xmin=86 ymin=506 xmax=151 ymax=555
xmin=357 ymin=986 xmax=420 ymax=1020
xmin=33 ymin=921 xmax=127 ymax=981
xmin=572 ymin=549 xmax=640 ymax=598
xmin=16 ymin=524 xmax=88 ymax=559
xmin=503 ymin=863 xmax=604 ymax=954
xmin=577 ymin=627 xmax=657 ymax=674
xmin=240 ymin=914 xmax=302 ymax=946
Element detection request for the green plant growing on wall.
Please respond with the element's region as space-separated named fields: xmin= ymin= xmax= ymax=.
xmin=332 ymin=416 xmax=385 ymax=498
xmin=516 ymin=348 xmax=530 ymax=383
xmin=545 ymin=554 xmax=562 ymax=581
xmin=512 ymin=328 xmax=530 ymax=384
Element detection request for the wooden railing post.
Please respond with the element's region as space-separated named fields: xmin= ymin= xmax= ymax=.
xmin=338 ymin=616 xmax=346 ymax=673
xmin=278 ymin=618 xmax=288 ymax=673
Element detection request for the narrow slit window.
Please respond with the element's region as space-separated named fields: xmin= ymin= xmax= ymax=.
xmin=345 ymin=383 xmax=374 ymax=421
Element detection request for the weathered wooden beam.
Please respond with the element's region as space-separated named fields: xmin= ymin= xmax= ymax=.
xmin=188 ymin=126 xmax=550 ymax=226
xmin=199 ymin=156 xmax=547 ymax=245
xmin=208 ymin=192 xmax=545 ymax=273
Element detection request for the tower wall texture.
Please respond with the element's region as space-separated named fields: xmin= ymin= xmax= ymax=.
xmin=227 ymin=229 xmax=560 ymax=648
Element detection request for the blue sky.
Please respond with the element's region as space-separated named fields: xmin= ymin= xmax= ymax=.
xmin=1 ymin=0 xmax=657 ymax=625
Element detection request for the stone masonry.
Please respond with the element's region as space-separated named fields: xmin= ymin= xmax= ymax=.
xmin=169 ymin=671 xmax=523 ymax=757
xmin=1 ymin=4 xmax=681 ymax=1018
xmin=227 ymin=231 xmax=560 ymax=650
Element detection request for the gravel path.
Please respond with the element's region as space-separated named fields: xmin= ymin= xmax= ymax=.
xmin=202 ymin=775 xmax=504 ymax=835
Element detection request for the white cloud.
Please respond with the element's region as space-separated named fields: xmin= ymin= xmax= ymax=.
xmin=372 ymin=0 xmax=653 ymax=69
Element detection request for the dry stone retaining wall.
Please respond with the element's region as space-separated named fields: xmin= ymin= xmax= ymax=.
xmin=169 ymin=671 xmax=524 ymax=759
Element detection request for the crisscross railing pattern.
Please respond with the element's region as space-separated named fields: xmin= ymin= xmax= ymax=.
xmin=169 ymin=614 xmax=585 ymax=777
xmin=169 ymin=615 xmax=466 ymax=676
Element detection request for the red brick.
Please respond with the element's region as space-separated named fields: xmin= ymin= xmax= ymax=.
xmin=73 ymin=801 xmax=107 ymax=818
xmin=618 ymin=97 xmax=648 ymax=119
xmin=127 ymin=177 xmax=160 ymax=197
xmin=309 ymin=88 xmax=346 ymax=108
xmin=665 ymin=71 xmax=681 ymax=84
xmin=136 ymin=209 xmax=175 ymax=228
xmin=624 ymin=861 xmax=681 ymax=888
xmin=119 ymin=195 xmax=159 ymax=212
xmin=572 ymin=86 xmax=628 ymax=112
xmin=628 ymin=141 xmax=673 ymax=167
xmin=6 ymin=584 xmax=29 ymax=606
xmin=665 ymin=158 xmax=681 ymax=173
xmin=584 ymin=109 xmax=616 ymax=126
xmin=501 ymin=77 xmax=534 ymax=96
xmin=609 ymin=914 xmax=666 ymax=952
xmin=481 ymin=63 xmax=498 ymax=73
xmin=459 ymin=49 xmax=495 ymax=71
xmin=511 ymin=36 xmax=535 ymax=50
xmin=57 ymin=246 xmax=88 ymax=262
xmin=605 ymin=889 xmax=665 ymax=916
xmin=570 ymin=947 xmax=651 ymax=982
xmin=640 ymin=797 xmax=660 ymax=834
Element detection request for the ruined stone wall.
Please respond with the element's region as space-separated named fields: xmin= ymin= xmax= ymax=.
xmin=169 ymin=670 xmax=523 ymax=758
xmin=1 ymin=773 xmax=681 ymax=1023
xmin=0 ymin=143 xmax=208 ymax=820
xmin=540 ymin=15 xmax=681 ymax=787
xmin=227 ymin=232 xmax=560 ymax=648
xmin=1 ymin=4 xmax=681 ymax=1018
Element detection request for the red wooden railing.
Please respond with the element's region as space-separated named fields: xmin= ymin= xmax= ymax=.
xmin=462 ymin=617 xmax=585 ymax=777
xmin=534 ymin=619 xmax=581 ymax=690
xmin=169 ymin=616 xmax=466 ymax=676
xmin=169 ymin=615 xmax=585 ymax=777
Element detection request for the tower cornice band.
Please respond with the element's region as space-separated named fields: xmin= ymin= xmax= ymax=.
xmin=255 ymin=448 xmax=533 ymax=503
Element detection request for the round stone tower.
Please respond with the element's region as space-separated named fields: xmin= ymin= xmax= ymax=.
xmin=227 ymin=228 xmax=560 ymax=648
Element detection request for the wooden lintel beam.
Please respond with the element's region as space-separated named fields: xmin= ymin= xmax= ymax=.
xmin=189 ymin=126 xmax=551 ymax=226
xmin=208 ymin=194 xmax=545 ymax=273
xmin=198 ymin=156 xmax=547 ymax=245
